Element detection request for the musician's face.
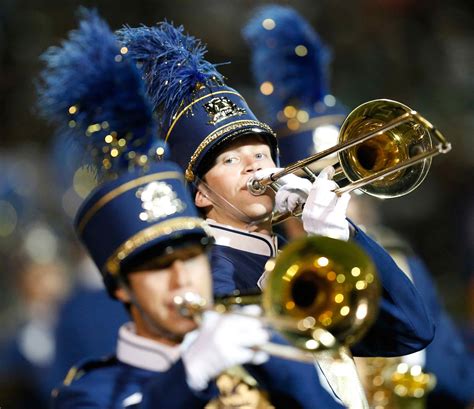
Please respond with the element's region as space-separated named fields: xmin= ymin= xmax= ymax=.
xmin=116 ymin=243 xmax=212 ymax=344
xmin=196 ymin=134 xmax=276 ymax=228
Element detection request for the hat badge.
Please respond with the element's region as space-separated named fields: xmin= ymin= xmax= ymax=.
xmin=136 ymin=181 xmax=186 ymax=222
xmin=204 ymin=96 xmax=246 ymax=125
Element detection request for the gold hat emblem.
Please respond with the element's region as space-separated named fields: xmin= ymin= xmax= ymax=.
xmin=204 ymin=96 xmax=246 ymax=125
xmin=136 ymin=181 xmax=185 ymax=223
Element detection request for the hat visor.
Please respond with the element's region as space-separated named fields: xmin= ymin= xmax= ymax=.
xmin=119 ymin=229 xmax=212 ymax=275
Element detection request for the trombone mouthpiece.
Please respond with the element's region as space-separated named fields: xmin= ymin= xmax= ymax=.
xmin=173 ymin=292 xmax=207 ymax=318
xmin=247 ymin=177 xmax=268 ymax=196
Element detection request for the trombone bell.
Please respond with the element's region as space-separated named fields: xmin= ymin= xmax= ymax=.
xmin=338 ymin=99 xmax=433 ymax=198
xmin=247 ymin=99 xmax=451 ymax=205
xmin=263 ymin=236 xmax=381 ymax=352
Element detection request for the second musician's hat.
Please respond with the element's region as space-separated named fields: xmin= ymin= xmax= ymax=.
xmin=243 ymin=5 xmax=347 ymax=167
xmin=37 ymin=10 xmax=211 ymax=295
xmin=117 ymin=22 xmax=279 ymax=183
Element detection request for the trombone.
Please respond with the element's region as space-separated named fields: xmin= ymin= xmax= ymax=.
xmin=174 ymin=235 xmax=381 ymax=362
xmin=247 ymin=99 xmax=451 ymax=222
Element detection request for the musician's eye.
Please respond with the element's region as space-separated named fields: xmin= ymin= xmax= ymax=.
xmin=223 ymin=156 xmax=240 ymax=165
xmin=255 ymin=152 xmax=267 ymax=160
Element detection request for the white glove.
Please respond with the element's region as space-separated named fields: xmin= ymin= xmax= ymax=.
xmin=301 ymin=166 xmax=351 ymax=241
xmin=181 ymin=306 xmax=269 ymax=391
xmin=253 ymin=168 xmax=312 ymax=213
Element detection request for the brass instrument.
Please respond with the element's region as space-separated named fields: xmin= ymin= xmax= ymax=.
xmin=247 ymin=99 xmax=451 ymax=223
xmin=391 ymin=362 xmax=436 ymax=409
xmin=175 ymin=235 xmax=381 ymax=359
xmin=176 ymin=236 xmax=381 ymax=408
xmin=356 ymin=357 xmax=436 ymax=409
xmin=355 ymin=356 xmax=400 ymax=409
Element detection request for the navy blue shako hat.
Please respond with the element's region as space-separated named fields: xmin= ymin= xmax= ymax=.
xmin=243 ymin=5 xmax=347 ymax=167
xmin=37 ymin=10 xmax=210 ymax=294
xmin=117 ymin=22 xmax=279 ymax=183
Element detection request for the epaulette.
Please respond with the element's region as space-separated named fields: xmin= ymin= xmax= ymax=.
xmin=51 ymin=355 xmax=118 ymax=400
xmin=63 ymin=355 xmax=118 ymax=386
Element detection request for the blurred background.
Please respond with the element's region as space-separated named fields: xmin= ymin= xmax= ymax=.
xmin=0 ymin=0 xmax=473 ymax=407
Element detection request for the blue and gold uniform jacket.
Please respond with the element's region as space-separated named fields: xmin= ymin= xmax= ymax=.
xmin=207 ymin=220 xmax=435 ymax=358
xmin=52 ymin=323 xmax=345 ymax=408
xmin=51 ymin=323 xmax=210 ymax=409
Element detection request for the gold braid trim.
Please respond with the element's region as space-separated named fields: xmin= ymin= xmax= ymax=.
xmin=104 ymin=217 xmax=210 ymax=275
xmin=185 ymin=120 xmax=276 ymax=181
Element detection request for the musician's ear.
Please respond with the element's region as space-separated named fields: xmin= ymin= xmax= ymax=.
xmin=195 ymin=187 xmax=212 ymax=208
xmin=114 ymin=286 xmax=131 ymax=303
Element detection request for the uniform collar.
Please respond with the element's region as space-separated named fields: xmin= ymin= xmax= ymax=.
xmin=206 ymin=219 xmax=278 ymax=257
xmin=116 ymin=322 xmax=181 ymax=372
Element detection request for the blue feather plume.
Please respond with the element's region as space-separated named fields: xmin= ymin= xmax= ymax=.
xmin=37 ymin=8 xmax=157 ymax=181
xmin=116 ymin=22 xmax=225 ymax=129
xmin=242 ymin=5 xmax=332 ymax=120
